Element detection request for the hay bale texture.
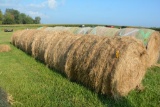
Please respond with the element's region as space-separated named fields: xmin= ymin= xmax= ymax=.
xmin=75 ymin=27 xmax=92 ymax=34
xmin=12 ymin=29 xmax=39 ymax=54
xmin=0 ymin=44 xmax=11 ymax=52
xmin=89 ymin=26 xmax=119 ymax=36
xmin=11 ymin=30 xmax=148 ymax=98
xmin=116 ymin=28 xmax=160 ymax=66
xmin=43 ymin=27 xmax=80 ymax=34
xmin=44 ymin=31 xmax=82 ymax=72
xmin=65 ymin=35 xmax=148 ymax=98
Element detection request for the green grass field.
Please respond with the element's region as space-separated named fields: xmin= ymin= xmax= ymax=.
xmin=0 ymin=25 xmax=160 ymax=107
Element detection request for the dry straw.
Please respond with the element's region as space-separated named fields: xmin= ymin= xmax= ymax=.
xmin=89 ymin=26 xmax=119 ymax=37
xmin=0 ymin=44 xmax=11 ymax=52
xmin=116 ymin=28 xmax=160 ymax=67
xmin=12 ymin=29 xmax=40 ymax=54
xmin=65 ymin=35 xmax=148 ymax=98
xmin=75 ymin=27 xmax=92 ymax=34
xmin=11 ymin=30 xmax=148 ymax=98
xmin=44 ymin=31 xmax=82 ymax=72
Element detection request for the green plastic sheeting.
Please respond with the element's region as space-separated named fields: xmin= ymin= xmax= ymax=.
xmin=117 ymin=28 xmax=154 ymax=46
xmin=136 ymin=29 xmax=154 ymax=46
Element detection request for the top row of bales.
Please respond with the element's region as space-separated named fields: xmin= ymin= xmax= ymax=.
xmin=39 ymin=26 xmax=160 ymax=66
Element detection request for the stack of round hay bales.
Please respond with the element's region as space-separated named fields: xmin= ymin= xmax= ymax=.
xmin=116 ymin=28 xmax=160 ymax=66
xmin=11 ymin=30 xmax=148 ymax=98
xmin=89 ymin=26 xmax=120 ymax=37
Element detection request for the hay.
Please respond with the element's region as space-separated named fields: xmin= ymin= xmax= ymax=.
xmin=11 ymin=30 xmax=26 ymax=46
xmin=44 ymin=31 xmax=82 ymax=72
xmin=13 ymin=29 xmax=40 ymax=54
xmin=89 ymin=26 xmax=119 ymax=36
xmin=31 ymin=31 xmax=52 ymax=61
xmin=65 ymin=35 xmax=148 ymax=98
xmin=11 ymin=30 xmax=148 ymax=98
xmin=0 ymin=88 xmax=11 ymax=107
xmin=116 ymin=28 xmax=160 ymax=66
xmin=0 ymin=45 xmax=11 ymax=52
xmin=75 ymin=27 xmax=92 ymax=34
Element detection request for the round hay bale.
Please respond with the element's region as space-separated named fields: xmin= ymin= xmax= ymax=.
xmin=11 ymin=30 xmax=27 ymax=46
xmin=32 ymin=31 xmax=56 ymax=61
xmin=65 ymin=35 xmax=148 ymax=98
xmin=75 ymin=27 xmax=92 ymax=34
xmin=116 ymin=28 xmax=160 ymax=66
xmin=16 ymin=29 xmax=39 ymax=53
xmin=24 ymin=30 xmax=40 ymax=54
xmin=68 ymin=27 xmax=80 ymax=34
xmin=44 ymin=31 xmax=82 ymax=72
xmin=0 ymin=44 xmax=11 ymax=52
xmin=89 ymin=26 xmax=119 ymax=36
xmin=0 ymin=88 xmax=11 ymax=107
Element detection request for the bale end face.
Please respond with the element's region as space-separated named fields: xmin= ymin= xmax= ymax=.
xmin=111 ymin=38 xmax=148 ymax=98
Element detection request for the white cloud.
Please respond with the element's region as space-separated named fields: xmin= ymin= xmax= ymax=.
xmin=28 ymin=3 xmax=46 ymax=8
xmin=28 ymin=11 xmax=49 ymax=19
xmin=48 ymin=0 xmax=57 ymax=9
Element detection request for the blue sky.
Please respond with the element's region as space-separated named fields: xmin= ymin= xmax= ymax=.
xmin=0 ymin=0 xmax=160 ymax=27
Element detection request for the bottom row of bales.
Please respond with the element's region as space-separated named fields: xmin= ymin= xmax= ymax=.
xmin=12 ymin=29 xmax=148 ymax=98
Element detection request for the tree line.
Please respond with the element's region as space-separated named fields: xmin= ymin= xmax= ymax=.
xmin=0 ymin=9 xmax=41 ymax=24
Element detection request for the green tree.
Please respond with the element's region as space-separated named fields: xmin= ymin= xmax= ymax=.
xmin=25 ymin=16 xmax=34 ymax=24
xmin=19 ymin=13 xmax=27 ymax=24
xmin=2 ymin=8 xmax=41 ymax=24
xmin=0 ymin=10 xmax=3 ymax=24
xmin=34 ymin=16 xmax=41 ymax=24
xmin=2 ymin=12 xmax=15 ymax=24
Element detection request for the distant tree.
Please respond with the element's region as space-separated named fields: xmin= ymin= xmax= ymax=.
xmin=2 ymin=8 xmax=41 ymax=24
xmin=2 ymin=12 xmax=15 ymax=24
xmin=19 ymin=13 xmax=27 ymax=24
xmin=34 ymin=16 xmax=41 ymax=24
xmin=25 ymin=15 xmax=34 ymax=24
xmin=0 ymin=10 xmax=3 ymax=24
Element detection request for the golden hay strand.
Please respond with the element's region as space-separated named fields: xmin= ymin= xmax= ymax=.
xmin=0 ymin=44 xmax=11 ymax=52
xmin=65 ymin=35 xmax=148 ymax=98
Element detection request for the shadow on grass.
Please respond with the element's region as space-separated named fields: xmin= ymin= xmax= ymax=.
xmin=14 ymin=47 xmax=133 ymax=107
xmin=34 ymin=58 xmax=133 ymax=107
xmin=97 ymin=94 xmax=133 ymax=107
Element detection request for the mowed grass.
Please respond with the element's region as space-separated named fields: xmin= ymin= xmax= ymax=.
xmin=0 ymin=25 xmax=160 ymax=107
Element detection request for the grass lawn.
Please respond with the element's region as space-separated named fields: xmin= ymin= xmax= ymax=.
xmin=0 ymin=25 xmax=160 ymax=107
